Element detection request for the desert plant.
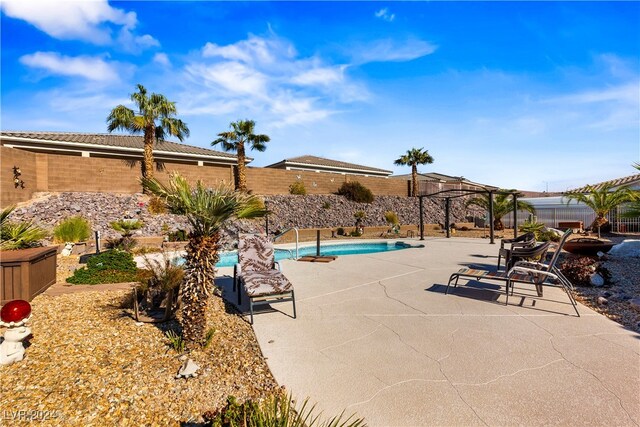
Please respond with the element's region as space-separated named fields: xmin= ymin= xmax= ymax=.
xmin=394 ymin=147 xmax=435 ymax=197
xmin=289 ymin=181 xmax=307 ymax=195
xmin=135 ymin=252 xmax=184 ymax=322
xmin=336 ymin=227 xmax=345 ymax=236
xmin=354 ymin=210 xmax=366 ymax=232
xmin=165 ymin=330 xmax=185 ymax=353
xmin=142 ymin=173 xmax=267 ymax=348
xmin=384 ymin=211 xmax=400 ymax=234
xmin=565 ymin=184 xmax=635 ymax=238
xmin=0 ymin=206 xmax=47 ymax=250
xmin=337 ymin=181 xmax=374 ymax=203
xmin=168 ymin=229 xmax=188 ymax=242
xmin=107 ymin=84 xmax=189 ymax=183
xmin=111 ymin=219 xmax=143 ymax=236
xmin=53 ymin=216 xmax=91 ymax=243
xmin=66 ymin=250 xmax=139 ymax=284
xmin=148 ymin=196 xmax=167 ymax=214
xmin=519 ymin=219 xmax=545 ymax=237
xmin=212 ymin=119 xmax=270 ymax=192
xmin=466 ymin=191 xmax=535 ymax=231
xmin=204 ymin=328 xmax=216 ymax=349
xmin=322 ymin=201 xmax=331 ymax=209
xmin=203 ymin=394 xmax=365 ymax=427
xmin=350 ymin=230 xmax=362 ymax=237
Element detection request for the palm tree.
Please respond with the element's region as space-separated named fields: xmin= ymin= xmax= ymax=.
xmin=142 ymin=173 xmax=267 ymax=347
xmin=466 ymin=190 xmax=535 ymax=231
xmin=212 ymin=120 xmax=270 ymax=192
xmin=565 ymin=184 xmax=635 ymax=238
xmin=394 ymin=148 xmax=434 ymax=197
xmin=622 ymin=164 xmax=640 ymax=220
xmin=107 ymin=84 xmax=189 ymax=182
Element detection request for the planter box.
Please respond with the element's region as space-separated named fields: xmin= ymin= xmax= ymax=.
xmin=1 ymin=246 xmax=57 ymax=304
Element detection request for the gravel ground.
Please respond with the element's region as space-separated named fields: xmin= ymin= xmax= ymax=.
xmin=0 ymin=291 xmax=279 ymax=426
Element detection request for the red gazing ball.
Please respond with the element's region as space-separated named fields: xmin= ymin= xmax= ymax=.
xmin=1 ymin=300 xmax=31 ymax=323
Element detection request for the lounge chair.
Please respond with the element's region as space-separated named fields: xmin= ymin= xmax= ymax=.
xmin=497 ymin=232 xmax=535 ymax=270
xmin=446 ymin=229 xmax=579 ymax=316
xmin=233 ymin=234 xmax=296 ymax=324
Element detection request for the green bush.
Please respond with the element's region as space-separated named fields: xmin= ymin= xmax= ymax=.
xmin=384 ymin=211 xmax=399 ymax=226
xmin=53 ymin=216 xmax=91 ymax=243
xmin=110 ymin=219 xmax=143 ymax=236
xmin=322 ymin=201 xmax=331 ymax=209
xmin=203 ymin=394 xmax=365 ymax=427
xmin=168 ymin=229 xmax=188 ymax=242
xmin=337 ymin=181 xmax=374 ymax=203
xmin=66 ymin=250 xmax=140 ymax=284
xmin=289 ymin=181 xmax=307 ymax=195
xmin=1 ymin=206 xmax=48 ymax=250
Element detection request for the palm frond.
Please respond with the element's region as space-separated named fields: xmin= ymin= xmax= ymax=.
xmin=106 ymin=105 xmax=136 ymax=132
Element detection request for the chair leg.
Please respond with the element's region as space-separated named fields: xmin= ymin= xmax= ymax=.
xmin=505 ymin=279 xmax=510 ymax=306
xmin=446 ymin=275 xmax=455 ymax=294
xmin=291 ymin=290 xmax=297 ymax=319
xmin=238 ymin=282 xmax=242 ymax=306
xmin=497 ymin=253 xmax=502 ymax=270
xmin=249 ymin=298 xmax=254 ymax=325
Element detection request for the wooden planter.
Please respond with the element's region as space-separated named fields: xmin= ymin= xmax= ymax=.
xmin=0 ymin=246 xmax=57 ymax=304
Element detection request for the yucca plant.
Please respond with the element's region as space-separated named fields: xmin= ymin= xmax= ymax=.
xmin=53 ymin=216 xmax=91 ymax=243
xmin=565 ymin=184 xmax=635 ymax=238
xmin=142 ymin=173 xmax=267 ymax=348
xmin=0 ymin=206 xmax=47 ymax=250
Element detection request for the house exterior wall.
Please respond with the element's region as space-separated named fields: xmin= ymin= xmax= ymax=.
xmin=1 ymin=147 xmax=408 ymax=207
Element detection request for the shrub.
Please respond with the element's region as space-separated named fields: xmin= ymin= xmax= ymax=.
xmin=105 ymin=236 xmax=137 ymax=252
xmin=519 ymin=220 xmax=560 ymax=242
xmin=350 ymin=230 xmax=362 ymax=237
xmin=203 ymin=394 xmax=365 ymax=427
xmin=168 ymin=229 xmax=188 ymax=242
xmin=66 ymin=250 xmax=140 ymax=284
xmin=384 ymin=211 xmax=399 ymax=226
xmin=147 ymin=196 xmax=167 ymax=214
xmin=322 ymin=201 xmax=331 ymax=209
xmin=165 ymin=330 xmax=185 ymax=353
xmin=110 ymin=219 xmax=143 ymax=236
xmin=559 ymin=255 xmax=601 ymax=287
xmin=337 ymin=181 xmax=374 ymax=203
xmin=289 ymin=181 xmax=307 ymax=195
xmin=53 ymin=216 xmax=91 ymax=243
xmin=0 ymin=206 xmax=48 ymax=250
xmin=336 ymin=227 xmax=345 ymax=236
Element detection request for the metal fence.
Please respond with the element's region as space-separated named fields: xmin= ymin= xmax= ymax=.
xmin=501 ymin=205 xmax=639 ymax=233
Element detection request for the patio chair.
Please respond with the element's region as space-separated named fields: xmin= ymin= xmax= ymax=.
xmin=497 ymin=232 xmax=535 ymax=270
xmin=446 ymin=229 xmax=579 ymax=316
xmin=233 ymin=234 xmax=296 ymax=324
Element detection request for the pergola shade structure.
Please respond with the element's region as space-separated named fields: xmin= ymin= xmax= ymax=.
xmin=415 ymin=179 xmax=520 ymax=244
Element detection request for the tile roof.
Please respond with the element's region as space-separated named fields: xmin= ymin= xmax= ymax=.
xmin=268 ymin=155 xmax=392 ymax=174
xmin=0 ymin=131 xmax=237 ymax=159
xmin=569 ymin=173 xmax=640 ymax=193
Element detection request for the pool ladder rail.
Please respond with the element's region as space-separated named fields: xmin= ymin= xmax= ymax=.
xmin=272 ymin=227 xmax=299 ymax=260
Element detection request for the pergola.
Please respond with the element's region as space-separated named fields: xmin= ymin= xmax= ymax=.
xmin=416 ymin=181 xmax=522 ymax=244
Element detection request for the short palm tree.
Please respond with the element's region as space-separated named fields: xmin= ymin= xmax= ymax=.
xmin=107 ymin=84 xmax=189 ymax=182
xmin=142 ymin=174 xmax=267 ymax=347
xmin=622 ymin=164 xmax=640 ymax=219
xmin=565 ymin=184 xmax=635 ymax=238
xmin=212 ymin=120 xmax=270 ymax=192
xmin=466 ymin=190 xmax=535 ymax=231
xmin=394 ymin=148 xmax=434 ymax=197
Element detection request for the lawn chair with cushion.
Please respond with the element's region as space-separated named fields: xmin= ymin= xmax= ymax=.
xmin=233 ymin=234 xmax=296 ymax=324
xmin=497 ymin=232 xmax=535 ymax=270
xmin=446 ymin=229 xmax=579 ymax=316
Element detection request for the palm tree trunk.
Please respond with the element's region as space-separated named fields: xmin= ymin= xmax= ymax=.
xmin=494 ymin=218 xmax=504 ymax=231
xmin=142 ymin=125 xmax=156 ymax=194
xmin=236 ymin=145 xmax=247 ymax=192
xmin=411 ymin=164 xmax=418 ymax=197
xmin=181 ymin=232 xmax=220 ymax=348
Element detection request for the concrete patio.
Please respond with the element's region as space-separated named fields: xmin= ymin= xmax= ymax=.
xmin=220 ymin=237 xmax=640 ymax=426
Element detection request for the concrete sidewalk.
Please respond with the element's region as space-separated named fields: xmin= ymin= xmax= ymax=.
xmin=221 ymin=237 xmax=640 ymax=426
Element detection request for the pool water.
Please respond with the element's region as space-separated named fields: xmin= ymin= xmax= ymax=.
xmin=214 ymin=241 xmax=421 ymax=267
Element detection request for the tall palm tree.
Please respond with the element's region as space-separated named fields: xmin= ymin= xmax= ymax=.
xmin=107 ymin=84 xmax=189 ymax=182
xmin=565 ymin=184 xmax=635 ymax=238
xmin=212 ymin=120 xmax=270 ymax=192
xmin=142 ymin=174 xmax=267 ymax=347
xmin=466 ymin=190 xmax=535 ymax=231
xmin=394 ymin=148 xmax=434 ymax=197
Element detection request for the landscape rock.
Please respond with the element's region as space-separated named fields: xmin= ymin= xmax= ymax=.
xmin=629 ymin=298 xmax=640 ymax=313
xmin=597 ymin=296 xmax=608 ymax=305
xmin=590 ymin=273 xmax=605 ymax=287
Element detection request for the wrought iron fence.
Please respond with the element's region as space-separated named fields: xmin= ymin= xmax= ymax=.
xmin=501 ymin=205 xmax=640 ymax=232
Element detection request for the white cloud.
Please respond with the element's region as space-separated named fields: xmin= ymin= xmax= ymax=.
xmin=19 ymin=51 xmax=120 ymax=82
xmin=1 ymin=0 xmax=157 ymax=51
xmin=351 ymin=38 xmax=437 ymax=64
xmin=375 ymin=8 xmax=395 ymax=22
xmin=182 ymin=33 xmax=367 ymax=126
xmin=153 ymin=53 xmax=171 ymax=67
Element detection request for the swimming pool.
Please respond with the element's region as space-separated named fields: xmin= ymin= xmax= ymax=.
xmin=214 ymin=241 xmax=422 ymax=267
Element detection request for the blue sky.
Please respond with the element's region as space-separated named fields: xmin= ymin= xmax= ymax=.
xmin=2 ymin=1 xmax=639 ymax=192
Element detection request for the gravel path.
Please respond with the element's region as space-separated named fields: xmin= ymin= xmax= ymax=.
xmin=0 ymin=291 xmax=278 ymax=425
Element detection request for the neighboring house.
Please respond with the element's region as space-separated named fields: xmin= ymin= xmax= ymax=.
xmin=0 ymin=131 xmax=240 ymax=167
xmin=265 ymin=155 xmax=392 ymax=177
xmin=568 ymin=173 xmax=640 ymax=192
xmin=391 ymin=172 xmax=498 ymax=194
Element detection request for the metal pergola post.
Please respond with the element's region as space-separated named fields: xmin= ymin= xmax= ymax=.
xmin=419 ymin=196 xmax=424 ymax=240
xmin=445 ymin=198 xmax=451 ymax=238
xmin=513 ymin=193 xmax=518 ymax=238
xmin=488 ymin=191 xmax=495 ymax=244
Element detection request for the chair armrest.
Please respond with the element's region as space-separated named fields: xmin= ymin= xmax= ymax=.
xmin=512 ymin=260 xmax=548 ymax=271
xmin=508 ymin=266 xmax=558 ymax=281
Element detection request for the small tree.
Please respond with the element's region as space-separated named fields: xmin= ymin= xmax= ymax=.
xmin=465 ymin=190 xmax=535 ymax=231
xmin=565 ymin=184 xmax=635 ymax=238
